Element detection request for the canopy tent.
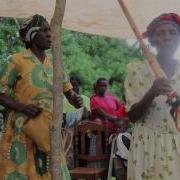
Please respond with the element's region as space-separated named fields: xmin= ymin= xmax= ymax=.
xmin=1 ymin=1 xmax=180 ymax=179
xmin=0 ymin=0 xmax=180 ymax=39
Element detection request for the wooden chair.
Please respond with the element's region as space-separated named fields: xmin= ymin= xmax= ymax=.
xmin=70 ymin=121 xmax=108 ymax=180
xmin=61 ymin=128 xmax=73 ymax=157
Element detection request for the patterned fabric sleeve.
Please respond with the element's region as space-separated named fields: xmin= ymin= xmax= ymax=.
xmin=63 ymin=70 xmax=73 ymax=93
xmin=0 ymin=56 xmax=18 ymax=98
xmin=47 ymin=53 xmax=72 ymax=93
xmin=124 ymin=62 xmax=142 ymax=112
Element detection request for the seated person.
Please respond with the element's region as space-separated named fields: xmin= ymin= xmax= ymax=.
xmin=63 ymin=74 xmax=90 ymax=128
xmin=115 ymin=132 xmax=131 ymax=167
xmin=63 ymin=74 xmax=90 ymax=169
xmin=89 ymin=78 xmax=130 ymax=170
xmin=90 ymin=78 xmax=128 ymax=133
xmin=115 ymin=93 xmax=132 ymax=168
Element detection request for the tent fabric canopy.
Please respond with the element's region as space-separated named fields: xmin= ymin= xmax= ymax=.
xmin=0 ymin=0 xmax=180 ymax=39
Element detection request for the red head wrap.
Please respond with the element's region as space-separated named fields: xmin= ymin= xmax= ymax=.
xmin=143 ymin=13 xmax=180 ymax=38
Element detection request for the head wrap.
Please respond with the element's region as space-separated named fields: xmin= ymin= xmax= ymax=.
xmin=19 ymin=14 xmax=47 ymax=43
xmin=143 ymin=13 xmax=180 ymax=39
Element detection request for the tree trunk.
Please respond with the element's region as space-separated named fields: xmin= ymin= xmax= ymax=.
xmin=50 ymin=0 xmax=66 ymax=179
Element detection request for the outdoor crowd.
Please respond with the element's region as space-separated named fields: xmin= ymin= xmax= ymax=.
xmin=0 ymin=12 xmax=180 ymax=180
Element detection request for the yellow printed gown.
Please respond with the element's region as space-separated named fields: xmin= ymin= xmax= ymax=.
xmin=125 ymin=61 xmax=180 ymax=180
xmin=0 ymin=50 xmax=72 ymax=180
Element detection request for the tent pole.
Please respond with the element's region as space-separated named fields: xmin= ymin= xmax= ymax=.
xmin=50 ymin=0 xmax=66 ymax=179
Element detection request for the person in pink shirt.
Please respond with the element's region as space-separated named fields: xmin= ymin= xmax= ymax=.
xmin=89 ymin=78 xmax=130 ymax=177
xmin=90 ymin=78 xmax=128 ymax=134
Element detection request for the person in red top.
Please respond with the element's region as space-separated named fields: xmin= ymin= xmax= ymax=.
xmin=90 ymin=78 xmax=128 ymax=133
xmin=89 ymin=78 xmax=130 ymax=175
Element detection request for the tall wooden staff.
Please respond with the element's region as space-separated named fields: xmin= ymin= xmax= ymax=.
xmin=50 ymin=0 xmax=66 ymax=179
xmin=117 ymin=0 xmax=166 ymax=78
xmin=117 ymin=0 xmax=180 ymax=130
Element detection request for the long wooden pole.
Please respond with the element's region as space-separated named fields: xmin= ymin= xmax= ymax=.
xmin=50 ymin=0 xmax=66 ymax=179
xmin=117 ymin=0 xmax=166 ymax=79
xmin=117 ymin=0 xmax=177 ymax=99
xmin=107 ymin=136 xmax=116 ymax=180
xmin=117 ymin=0 xmax=180 ymax=133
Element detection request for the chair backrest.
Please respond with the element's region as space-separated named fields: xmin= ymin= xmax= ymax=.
xmin=74 ymin=121 xmax=108 ymax=165
xmin=61 ymin=128 xmax=73 ymax=156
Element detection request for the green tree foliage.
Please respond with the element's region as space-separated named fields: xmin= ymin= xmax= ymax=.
xmin=0 ymin=18 xmax=24 ymax=63
xmin=0 ymin=18 xmax=143 ymax=99
xmin=62 ymin=30 xmax=142 ymax=98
